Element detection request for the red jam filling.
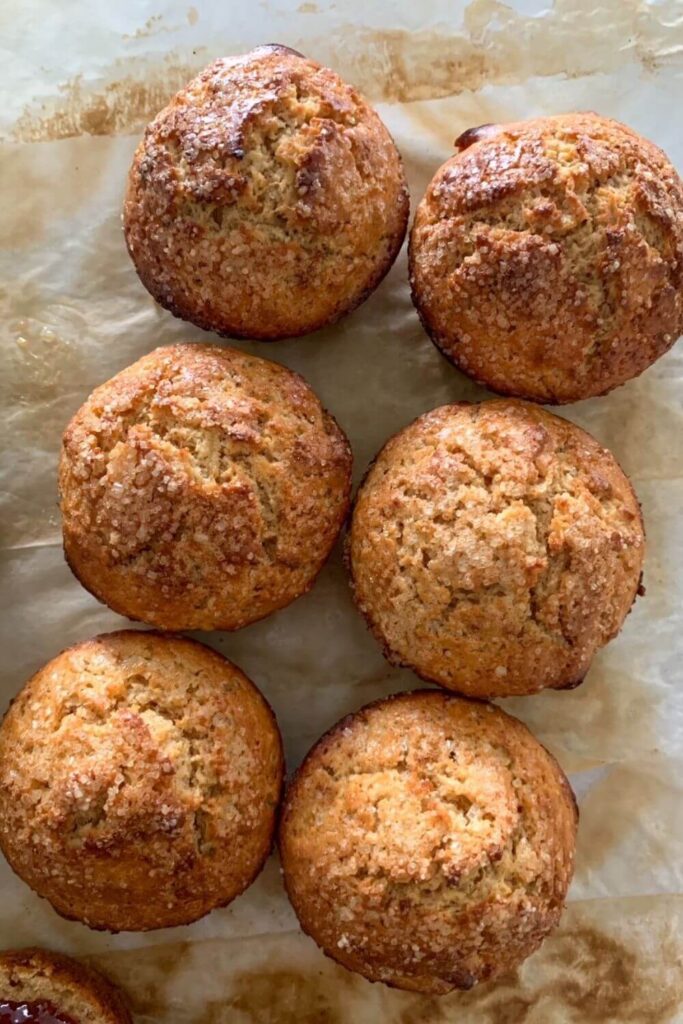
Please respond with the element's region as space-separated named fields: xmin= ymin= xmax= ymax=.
xmin=0 ymin=1002 xmax=77 ymax=1024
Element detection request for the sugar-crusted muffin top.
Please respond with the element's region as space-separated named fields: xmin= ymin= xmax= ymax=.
xmin=0 ymin=631 xmax=283 ymax=931
xmin=279 ymin=691 xmax=578 ymax=994
xmin=348 ymin=399 xmax=644 ymax=697
xmin=124 ymin=46 xmax=409 ymax=338
xmin=410 ymin=113 xmax=683 ymax=402
xmin=60 ymin=343 xmax=352 ymax=631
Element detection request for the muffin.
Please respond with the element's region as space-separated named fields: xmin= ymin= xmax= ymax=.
xmin=409 ymin=113 xmax=683 ymax=403
xmin=60 ymin=343 xmax=351 ymax=631
xmin=347 ymin=399 xmax=644 ymax=698
xmin=0 ymin=631 xmax=284 ymax=931
xmin=0 ymin=948 xmax=131 ymax=1023
xmin=279 ymin=691 xmax=578 ymax=994
xmin=123 ymin=45 xmax=409 ymax=340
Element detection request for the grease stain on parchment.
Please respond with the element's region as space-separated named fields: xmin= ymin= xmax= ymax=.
xmin=11 ymin=54 xmax=203 ymax=143
xmin=91 ymin=899 xmax=682 ymax=1023
xmin=399 ymin=928 xmax=682 ymax=1024
xmin=0 ymin=283 xmax=89 ymax=550
xmin=122 ymin=14 xmax=166 ymax=40
xmin=11 ymin=324 xmax=80 ymax=403
xmin=326 ymin=0 xmax=663 ymax=104
xmin=8 ymin=0 xmax=683 ymax=143
xmin=0 ymin=285 xmax=86 ymax=405
xmin=205 ymin=969 xmax=351 ymax=1023
xmin=0 ymin=135 xmax=113 ymax=249
xmin=122 ymin=10 xmax=199 ymax=38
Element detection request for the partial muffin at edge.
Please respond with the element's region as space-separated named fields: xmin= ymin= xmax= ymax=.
xmin=124 ymin=45 xmax=409 ymax=340
xmin=0 ymin=947 xmax=131 ymax=1023
xmin=0 ymin=631 xmax=284 ymax=932
xmin=59 ymin=343 xmax=352 ymax=631
xmin=347 ymin=399 xmax=644 ymax=697
xmin=279 ymin=690 xmax=578 ymax=994
xmin=409 ymin=112 xmax=683 ymax=403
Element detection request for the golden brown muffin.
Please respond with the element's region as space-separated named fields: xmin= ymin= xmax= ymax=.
xmin=279 ymin=691 xmax=578 ymax=994
xmin=0 ymin=948 xmax=131 ymax=1024
xmin=347 ymin=399 xmax=644 ymax=698
xmin=123 ymin=45 xmax=409 ymax=340
xmin=59 ymin=343 xmax=351 ymax=631
xmin=409 ymin=113 xmax=683 ymax=403
xmin=0 ymin=631 xmax=284 ymax=932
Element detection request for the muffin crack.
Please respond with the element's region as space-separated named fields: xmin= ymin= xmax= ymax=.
xmin=123 ymin=48 xmax=408 ymax=340
xmin=410 ymin=114 xmax=683 ymax=401
xmin=60 ymin=345 xmax=352 ymax=629
xmin=314 ymin=758 xmax=523 ymax=901
xmin=0 ymin=632 xmax=283 ymax=931
xmin=349 ymin=401 xmax=644 ymax=695
xmin=281 ymin=694 xmax=577 ymax=993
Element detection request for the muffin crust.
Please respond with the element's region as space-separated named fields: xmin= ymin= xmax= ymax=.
xmin=60 ymin=343 xmax=352 ymax=631
xmin=410 ymin=113 xmax=683 ymax=403
xmin=124 ymin=45 xmax=409 ymax=340
xmin=0 ymin=948 xmax=131 ymax=1023
xmin=347 ymin=399 xmax=644 ymax=697
xmin=0 ymin=631 xmax=284 ymax=932
xmin=279 ymin=691 xmax=578 ymax=994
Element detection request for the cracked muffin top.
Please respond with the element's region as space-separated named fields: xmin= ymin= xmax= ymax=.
xmin=0 ymin=631 xmax=284 ymax=932
xmin=409 ymin=113 xmax=683 ymax=403
xmin=59 ymin=343 xmax=352 ymax=631
xmin=279 ymin=690 xmax=578 ymax=994
xmin=347 ymin=399 xmax=644 ymax=697
xmin=0 ymin=948 xmax=131 ymax=1023
xmin=123 ymin=45 xmax=409 ymax=340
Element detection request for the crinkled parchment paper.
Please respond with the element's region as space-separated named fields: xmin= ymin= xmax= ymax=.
xmin=1 ymin=0 xmax=682 ymax=1020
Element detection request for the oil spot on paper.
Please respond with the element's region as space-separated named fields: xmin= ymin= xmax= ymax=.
xmin=92 ymin=897 xmax=682 ymax=1023
xmin=8 ymin=0 xmax=683 ymax=143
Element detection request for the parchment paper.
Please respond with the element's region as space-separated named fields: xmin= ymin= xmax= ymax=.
xmin=1 ymin=1 xmax=682 ymax=1020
